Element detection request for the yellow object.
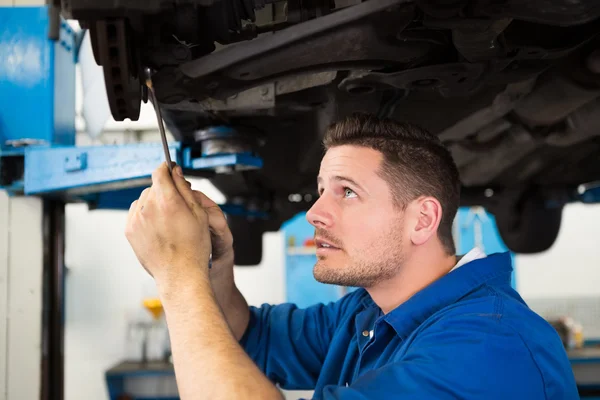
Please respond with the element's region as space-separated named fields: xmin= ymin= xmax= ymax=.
xmin=574 ymin=323 xmax=584 ymax=349
xmin=143 ymin=298 xmax=164 ymax=320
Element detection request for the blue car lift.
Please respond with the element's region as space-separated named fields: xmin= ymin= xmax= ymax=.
xmin=0 ymin=6 xmax=264 ymax=400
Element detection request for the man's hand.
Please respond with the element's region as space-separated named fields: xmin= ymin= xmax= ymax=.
xmin=125 ymin=162 xmax=212 ymax=288
xmin=189 ymin=185 xmax=250 ymax=342
xmin=190 ymin=189 xmax=235 ymax=281
xmin=123 ymin=163 xmax=282 ymax=400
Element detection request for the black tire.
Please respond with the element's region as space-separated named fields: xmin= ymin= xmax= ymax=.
xmin=228 ymin=216 xmax=264 ymax=266
xmin=495 ymin=191 xmax=563 ymax=254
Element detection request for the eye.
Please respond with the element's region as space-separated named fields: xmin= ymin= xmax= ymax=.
xmin=344 ymin=187 xmax=357 ymax=198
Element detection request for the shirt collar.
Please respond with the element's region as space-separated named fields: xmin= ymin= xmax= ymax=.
xmin=451 ymin=246 xmax=487 ymax=271
xmin=381 ymin=251 xmax=513 ymax=340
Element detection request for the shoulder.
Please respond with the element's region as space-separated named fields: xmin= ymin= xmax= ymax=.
xmin=419 ymin=283 xmax=564 ymax=352
xmin=405 ymin=287 xmax=576 ymax=397
xmin=429 ymin=283 xmax=560 ymax=339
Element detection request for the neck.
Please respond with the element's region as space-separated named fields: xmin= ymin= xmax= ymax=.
xmin=366 ymin=243 xmax=457 ymax=314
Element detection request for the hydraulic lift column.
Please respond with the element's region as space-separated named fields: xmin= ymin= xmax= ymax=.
xmin=41 ymin=199 xmax=66 ymax=400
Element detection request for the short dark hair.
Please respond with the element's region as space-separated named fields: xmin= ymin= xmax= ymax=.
xmin=323 ymin=113 xmax=460 ymax=255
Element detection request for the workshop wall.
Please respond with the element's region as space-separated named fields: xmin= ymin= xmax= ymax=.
xmin=0 ymin=0 xmax=44 ymax=7
xmin=515 ymin=202 xmax=600 ymax=338
xmin=515 ymin=202 xmax=600 ymax=298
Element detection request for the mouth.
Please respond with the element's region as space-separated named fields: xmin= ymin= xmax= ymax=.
xmin=315 ymin=238 xmax=342 ymax=253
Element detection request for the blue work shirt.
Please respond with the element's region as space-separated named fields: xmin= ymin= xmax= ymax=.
xmin=240 ymin=252 xmax=578 ymax=399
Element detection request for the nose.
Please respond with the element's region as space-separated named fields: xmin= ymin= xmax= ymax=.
xmin=306 ymin=195 xmax=334 ymax=229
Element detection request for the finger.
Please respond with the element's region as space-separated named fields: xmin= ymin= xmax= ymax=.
xmin=192 ymin=190 xmax=232 ymax=256
xmin=192 ymin=191 xmax=227 ymax=223
xmin=172 ymin=165 xmax=205 ymax=218
xmin=192 ymin=190 xmax=227 ymax=227
xmin=151 ymin=162 xmax=179 ymax=200
xmin=192 ymin=189 xmax=219 ymax=208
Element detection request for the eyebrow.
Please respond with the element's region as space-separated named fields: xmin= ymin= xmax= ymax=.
xmin=317 ymin=175 xmax=365 ymax=192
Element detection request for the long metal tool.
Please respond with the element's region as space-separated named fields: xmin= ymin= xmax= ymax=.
xmin=144 ymin=67 xmax=173 ymax=174
xmin=145 ymin=68 xmax=212 ymax=268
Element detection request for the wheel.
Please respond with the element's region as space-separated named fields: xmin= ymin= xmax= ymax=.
xmin=228 ymin=216 xmax=264 ymax=266
xmin=495 ymin=191 xmax=563 ymax=254
xmin=93 ymin=19 xmax=142 ymax=121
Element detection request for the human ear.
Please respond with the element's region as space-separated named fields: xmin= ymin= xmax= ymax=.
xmin=410 ymin=197 xmax=443 ymax=246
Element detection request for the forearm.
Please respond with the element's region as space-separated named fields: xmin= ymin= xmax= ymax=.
xmin=209 ymin=257 xmax=250 ymax=341
xmin=159 ymin=269 xmax=282 ymax=400
xmin=219 ymin=284 xmax=251 ymax=341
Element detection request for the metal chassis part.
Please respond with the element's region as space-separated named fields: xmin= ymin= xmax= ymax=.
xmin=60 ymin=0 xmax=218 ymax=19
xmin=155 ymin=0 xmax=417 ymax=102
xmin=338 ymin=62 xmax=487 ymax=97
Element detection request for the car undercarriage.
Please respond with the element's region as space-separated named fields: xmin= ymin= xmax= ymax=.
xmin=57 ymin=0 xmax=600 ymax=265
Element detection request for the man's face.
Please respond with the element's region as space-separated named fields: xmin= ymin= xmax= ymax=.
xmin=306 ymin=145 xmax=407 ymax=288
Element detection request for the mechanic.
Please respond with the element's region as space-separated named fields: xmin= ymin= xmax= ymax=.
xmin=125 ymin=113 xmax=578 ymax=399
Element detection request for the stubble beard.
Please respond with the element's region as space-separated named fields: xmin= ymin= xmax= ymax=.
xmin=313 ymin=227 xmax=405 ymax=289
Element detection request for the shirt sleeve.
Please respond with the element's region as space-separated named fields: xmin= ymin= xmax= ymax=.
xmin=318 ymin=313 xmax=560 ymax=400
xmin=239 ymin=289 xmax=364 ymax=390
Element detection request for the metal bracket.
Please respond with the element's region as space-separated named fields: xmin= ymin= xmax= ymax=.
xmin=182 ymin=149 xmax=263 ymax=173
xmin=64 ymin=152 xmax=88 ymax=172
xmin=1 ymin=141 xmax=268 ymax=219
xmin=338 ymin=63 xmax=486 ymax=97
xmin=22 ymin=142 xmax=180 ymax=195
xmin=2 ymin=138 xmax=265 ymax=195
